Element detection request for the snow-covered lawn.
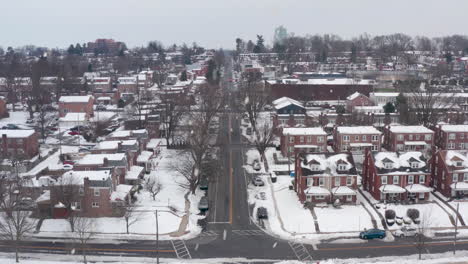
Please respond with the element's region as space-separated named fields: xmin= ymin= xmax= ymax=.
xmin=376 ymin=203 xmax=453 ymax=229
xmin=449 ymin=200 xmax=468 ymax=224
xmin=265 ymin=147 xmax=293 ymax=173
xmin=0 ymin=111 xmax=29 ymax=127
xmin=314 ymin=205 xmax=374 ymax=232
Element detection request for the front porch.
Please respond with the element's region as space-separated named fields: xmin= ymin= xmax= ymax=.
xmin=379 ymin=184 xmax=430 ymax=203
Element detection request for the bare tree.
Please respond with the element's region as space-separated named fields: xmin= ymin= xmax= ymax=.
xmin=0 ymin=177 xmax=37 ymax=263
xmin=51 ymin=175 xmax=82 ymax=232
xmin=414 ymin=210 xmax=433 ymax=260
xmin=73 ymin=217 xmax=96 ymax=264
xmin=122 ymin=202 xmax=141 ymax=234
xmin=251 ymin=119 xmax=274 ymax=162
xmin=144 ymin=176 xmax=162 ymax=201
xmin=160 ymin=91 xmax=187 ymax=146
xmin=172 ymin=154 xmax=198 ymax=194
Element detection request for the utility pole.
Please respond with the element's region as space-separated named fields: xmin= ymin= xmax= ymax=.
xmin=454 ymin=203 xmax=459 ymax=255
xmin=155 ymin=210 xmax=159 ymax=264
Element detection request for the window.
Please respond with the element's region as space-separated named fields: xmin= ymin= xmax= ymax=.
xmin=94 ymin=189 xmax=100 ymax=196
xmin=381 ymin=176 xmax=388 ymax=185
xmin=384 ymin=162 xmax=393 ymax=169
xmin=461 ymin=133 xmax=465 ymax=139
xmin=448 ymin=143 xmax=455 ymax=149
xmin=449 ymin=133 xmax=456 ymax=140
xmin=464 ymin=173 xmax=468 ymax=182
xmin=456 ymin=161 xmax=463 ymax=167
xmin=346 ymin=195 xmax=353 ymax=202
xmin=408 ymin=175 xmax=414 ymax=184
xmin=72 ymin=202 xmax=81 ymax=210
xmin=335 ymin=177 xmax=340 ymax=187
xmin=306 ymin=195 xmax=312 ymax=202
xmin=415 ymin=135 xmax=420 ymax=140
xmin=442 ymin=170 xmax=446 ymax=180
xmin=341 ymin=145 xmax=348 ymax=151
xmin=372 ymin=135 xmax=379 ymax=141
xmin=338 ymin=164 xmax=347 ymax=171
xmin=311 ymin=165 xmax=320 ymax=171
xmin=371 ymin=145 xmax=378 ymax=151
xmin=397 ymin=134 xmax=404 ymax=141
xmin=355 ymin=135 xmax=360 ymax=141
xmin=393 ymin=175 xmax=399 ymax=185
xmin=317 ymin=136 xmax=324 ymax=142
xmin=79 ymin=187 xmax=84 ymax=196
xmin=300 ymin=136 xmax=304 ymax=143
xmin=419 ymin=175 xmax=426 ymax=184
xmin=346 ymin=177 xmax=352 ymax=186
xmin=362 ymin=135 xmax=367 ymax=141
xmin=17 ymin=139 xmax=23 ymax=144
xmin=453 ymin=173 xmax=459 ymax=182
xmin=289 ymin=136 xmax=294 ymax=143
xmin=92 ymin=202 xmax=99 ymax=208
xmin=425 ymin=134 xmax=432 ymax=140
xmin=460 ymin=143 xmax=465 ymax=150
xmin=288 ymin=146 xmax=294 ymax=153
xmin=318 ymin=177 xmax=324 ymax=186
xmin=315 ymin=195 xmax=325 ymax=200
xmin=409 ymin=135 xmax=413 ymax=140
xmin=306 ymin=178 xmax=313 ymax=186
xmin=343 ymin=135 xmax=350 ymax=142
xmin=397 ymin=144 xmax=404 ymax=151
xmin=411 ymin=162 xmax=419 ymax=169
xmin=307 ymin=136 xmax=312 ymax=143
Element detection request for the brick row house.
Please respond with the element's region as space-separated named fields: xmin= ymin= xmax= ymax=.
xmin=431 ymin=150 xmax=468 ymax=198
xmin=362 ymin=150 xmax=431 ymax=202
xmin=333 ymin=126 xmax=382 ymax=154
xmin=383 ymin=125 xmax=434 ymax=153
xmin=280 ymin=127 xmax=327 ymax=156
xmin=346 ymin=92 xmax=374 ymax=112
xmin=434 ymin=125 xmax=468 ymax=150
xmin=272 ymin=97 xmax=307 ymax=131
xmin=58 ymin=95 xmax=94 ymax=118
xmin=295 ymin=153 xmax=359 ymax=204
xmin=0 ymin=130 xmax=39 ymax=159
xmin=73 ymin=153 xmax=129 ymax=186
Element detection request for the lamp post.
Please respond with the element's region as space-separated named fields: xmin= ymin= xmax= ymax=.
xmin=155 ymin=210 xmax=159 ymax=264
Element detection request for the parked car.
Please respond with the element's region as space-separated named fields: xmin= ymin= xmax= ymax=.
xmin=78 ymin=147 xmax=91 ymax=153
xmin=255 ymin=192 xmax=267 ymax=200
xmin=199 ymin=178 xmax=208 ymax=191
xmin=70 ymin=125 xmax=88 ymax=132
xmin=2 ymin=124 xmax=20 ymax=129
xmin=393 ymin=227 xmax=418 ymax=237
xmin=96 ymin=105 xmax=107 ymax=111
xmin=253 ymin=160 xmax=261 ymax=171
xmin=251 ymin=176 xmax=265 ymax=186
xmin=68 ymin=131 xmax=81 ymax=136
xmin=62 ymin=164 xmax=74 ymax=170
xmin=26 ymin=119 xmax=35 ymax=124
xmin=63 ymin=160 xmax=75 ymax=165
xmin=246 ymin=127 xmax=252 ymax=135
xmin=257 ymin=207 xmax=268 ymax=219
xmin=198 ymin=196 xmax=209 ymax=211
xmin=359 ymin=229 xmax=386 ymax=240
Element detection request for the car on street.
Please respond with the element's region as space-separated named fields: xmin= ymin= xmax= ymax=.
xmin=68 ymin=131 xmax=81 ymax=136
xmin=199 ymin=178 xmax=208 ymax=191
xmin=257 ymin=207 xmax=268 ymax=219
xmin=246 ymin=127 xmax=252 ymax=135
xmin=251 ymin=176 xmax=265 ymax=186
xmin=198 ymin=196 xmax=209 ymax=211
xmin=96 ymin=105 xmax=107 ymax=111
xmin=63 ymin=160 xmax=75 ymax=165
xmin=393 ymin=227 xmax=419 ymax=237
xmin=70 ymin=125 xmax=88 ymax=132
xmin=63 ymin=164 xmax=74 ymax=170
xmin=2 ymin=124 xmax=20 ymax=129
xmin=359 ymin=229 xmax=386 ymax=240
xmin=253 ymin=160 xmax=261 ymax=171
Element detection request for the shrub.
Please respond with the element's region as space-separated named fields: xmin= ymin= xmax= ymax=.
xmin=385 ymin=209 xmax=396 ymax=219
xmin=407 ymin=208 xmax=420 ymax=221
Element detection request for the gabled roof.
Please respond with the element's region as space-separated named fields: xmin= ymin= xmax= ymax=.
xmin=346 ymin=92 xmax=363 ymax=101
xmin=301 ymin=153 xmax=357 ymax=176
xmin=373 ymin=151 xmax=427 ymax=173
xmin=272 ymin=97 xmax=304 ymax=110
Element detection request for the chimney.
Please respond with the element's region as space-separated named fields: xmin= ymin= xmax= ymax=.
xmin=2 ymin=134 xmax=7 ymax=150
xmin=118 ymin=141 xmax=122 ymax=151
xmin=103 ymin=157 xmax=109 ymax=167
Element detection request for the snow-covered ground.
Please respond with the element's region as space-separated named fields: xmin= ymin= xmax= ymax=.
xmin=314 ymin=205 xmax=374 ymax=232
xmin=35 ymin=147 xmax=204 ymax=240
xmin=0 ymin=111 xmax=29 ymax=127
xmin=449 ymin=200 xmax=468 ymax=224
xmin=265 ymin=147 xmax=293 ymax=173
xmin=244 ymin=148 xmax=266 ymax=173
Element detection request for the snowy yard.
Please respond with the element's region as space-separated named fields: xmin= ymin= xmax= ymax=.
xmin=449 ymin=200 xmax=468 ymax=224
xmin=0 ymin=111 xmax=29 ymax=127
xmin=376 ymin=203 xmax=453 ymax=229
xmin=265 ymin=147 xmax=293 ymax=173
xmin=314 ymin=205 xmax=374 ymax=232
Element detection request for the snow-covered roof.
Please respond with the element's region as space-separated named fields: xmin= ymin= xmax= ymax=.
xmin=126 ymin=166 xmax=144 ymax=180
xmin=336 ymin=126 xmax=381 ymax=135
xmin=94 ymin=140 xmax=138 ymax=150
xmin=405 ymin=184 xmax=431 ymax=193
xmin=379 ymin=184 xmax=406 ymax=193
xmin=97 ymin=96 xmax=111 ymax=101
xmin=110 ymin=184 xmax=133 ymax=201
xmin=272 ymin=97 xmax=304 ymax=110
xmin=307 ymin=78 xmax=373 ymax=85
xmin=389 ymin=125 xmax=434 ymax=134
xmin=147 ymin=138 xmax=164 ymax=149
xmin=137 ymin=151 xmax=153 ymax=163
xmin=331 ymin=186 xmax=356 ymax=195
xmin=374 ymin=152 xmax=426 ymax=171
xmin=36 ymin=190 xmax=50 ymax=203
xmin=59 ymin=113 xmax=87 ymax=122
xmin=282 ymin=127 xmax=326 ymax=136
xmin=444 ymin=150 xmax=468 ymax=167
xmin=301 ymin=153 xmax=356 ymax=176
xmin=76 ymin=153 xmax=126 ymax=165
xmin=59 ymin=95 xmax=92 ymax=103
xmin=305 ymin=186 xmax=331 ymax=195
xmin=0 ymin=129 xmax=35 ymax=138
xmin=450 ymin=182 xmax=468 ymax=191
xmin=346 ymin=92 xmax=362 ymax=101
xmin=117 ymin=77 xmax=137 ymax=84
xmin=370 ymin=92 xmax=400 ymax=97
xmin=440 ymin=125 xmax=468 ymax=132
xmin=60 ymin=170 xmax=111 ymax=184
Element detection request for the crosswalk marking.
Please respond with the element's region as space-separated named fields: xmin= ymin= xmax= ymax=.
xmin=232 ymin=230 xmax=266 ymax=236
xmin=288 ymin=241 xmax=313 ymax=262
xmin=171 ymin=240 xmax=191 ymax=259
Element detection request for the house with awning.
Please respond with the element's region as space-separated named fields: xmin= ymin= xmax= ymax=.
xmin=362 ymin=149 xmax=431 ymax=202
xmin=431 ymin=150 xmax=468 ymax=199
xmin=384 ymin=125 xmax=434 ymax=154
xmin=294 ymin=152 xmax=359 ymax=204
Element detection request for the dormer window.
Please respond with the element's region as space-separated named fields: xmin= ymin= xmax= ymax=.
xmin=411 ymin=162 xmax=419 ymax=169
xmin=384 ymin=162 xmax=393 ymax=169
xmin=337 ymin=164 xmax=347 ymax=171
xmin=311 ymin=165 xmax=320 ymax=171
xmin=456 ymin=161 xmax=463 ymax=167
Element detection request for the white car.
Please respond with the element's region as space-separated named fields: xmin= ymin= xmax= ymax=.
xmin=253 ymin=160 xmax=261 ymax=171
xmin=393 ymin=227 xmax=419 ymax=237
xmin=63 ymin=164 xmax=74 ymax=170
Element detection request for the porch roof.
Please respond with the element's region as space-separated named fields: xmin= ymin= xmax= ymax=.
xmin=405 ymin=184 xmax=431 ymax=193
xmin=450 ymin=182 xmax=468 ymax=191
xmin=331 ymin=186 xmax=356 ymax=195
xmin=379 ymin=184 xmax=406 ymax=194
xmin=404 ymin=141 xmax=427 ymax=146
xmin=305 ymin=186 xmax=331 ymax=195
xmin=350 ymin=143 xmax=373 ymax=147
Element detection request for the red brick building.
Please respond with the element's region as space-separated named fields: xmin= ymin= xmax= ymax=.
xmin=74 ymin=153 xmax=129 ymax=186
xmin=333 ymin=126 xmax=382 ymax=154
xmin=346 ymin=92 xmax=374 ymax=112
xmin=431 ymin=150 xmax=468 ymax=198
xmin=384 ymin=125 xmax=434 ymax=153
xmin=272 ymin=97 xmax=307 ymax=130
xmin=0 ymin=96 xmax=8 ymax=118
xmin=434 ymin=125 xmax=468 ymax=150
xmin=0 ymin=130 xmax=39 ymax=159
xmin=362 ymin=150 xmax=431 ymax=202
xmin=281 ymin=127 xmax=327 ymax=156
xmin=295 ymin=152 xmax=358 ymax=204
xmin=117 ymin=77 xmax=137 ymax=94
xmin=58 ymin=95 xmax=94 ymax=118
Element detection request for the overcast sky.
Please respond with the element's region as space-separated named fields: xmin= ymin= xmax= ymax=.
xmin=1 ymin=0 xmax=467 ymax=49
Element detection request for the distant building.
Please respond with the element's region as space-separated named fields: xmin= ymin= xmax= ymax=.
xmin=432 ymin=150 xmax=468 ymax=198
xmin=333 ymin=126 xmax=382 ymax=154
xmin=384 ymin=125 xmax=434 ymax=153
xmin=58 ymin=95 xmax=94 ymax=118
xmin=86 ymin=39 xmax=126 ymax=54
xmin=281 ymin=127 xmax=327 ymax=156
xmin=0 ymin=129 xmax=39 ymax=159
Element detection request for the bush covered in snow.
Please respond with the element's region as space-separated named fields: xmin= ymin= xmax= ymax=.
xmin=385 ymin=209 xmax=396 ymax=220
xmin=407 ymin=208 xmax=420 ymax=221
